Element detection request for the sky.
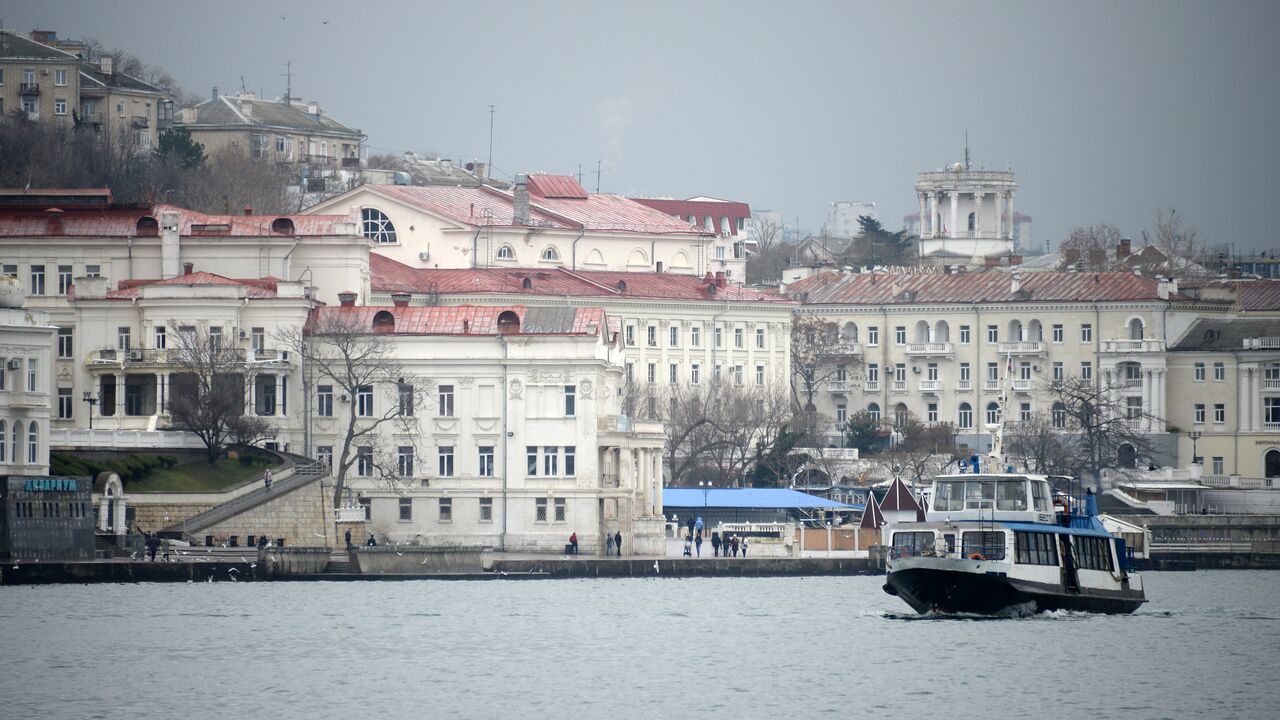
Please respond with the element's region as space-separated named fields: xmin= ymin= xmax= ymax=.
xmin=5 ymin=0 xmax=1279 ymax=253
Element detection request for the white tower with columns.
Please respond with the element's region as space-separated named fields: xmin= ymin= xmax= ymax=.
xmin=915 ymin=161 xmax=1017 ymax=264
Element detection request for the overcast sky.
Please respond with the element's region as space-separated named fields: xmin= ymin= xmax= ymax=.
xmin=6 ymin=0 xmax=1278 ymax=253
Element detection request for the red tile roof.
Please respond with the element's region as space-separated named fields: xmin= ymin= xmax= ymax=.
xmin=357 ymin=184 xmax=708 ymax=235
xmin=0 ymin=202 xmax=356 ymax=238
xmin=105 ymin=272 xmax=279 ymax=299
xmin=527 ymin=174 xmax=588 ymax=200
xmin=369 ymin=254 xmax=795 ymax=304
xmin=629 ymin=197 xmax=751 ymax=236
xmin=787 ymin=270 xmax=1167 ymax=305
xmin=310 ymin=304 xmax=606 ymax=336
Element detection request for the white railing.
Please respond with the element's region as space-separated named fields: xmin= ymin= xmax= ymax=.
xmin=918 ymin=380 xmax=940 ymax=392
xmin=1263 ymin=379 xmax=1280 ymax=389
xmin=891 ymin=380 xmax=907 ymax=393
xmin=826 ymin=341 xmax=862 ymax=356
xmin=1263 ymin=422 xmax=1280 ymax=432
xmin=1012 ymin=379 xmax=1033 ymax=392
xmin=905 ymin=342 xmax=953 ymax=355
xmin=827 ymin=381 xmax=850 ymax=393
xmin=956 ymin=380 xmax=972 ymax=391
xmin=334 ymin=507 xmax=367 ymax=523
xmin=983 ymin=380 xmax=1000 ymax=391
xmin=1100 ymin=338 xmax=1165 ymax=353
xmin=50 ymin=428 xmax=206 ymax=449
xmin=1243 ymin=337 xmax=1280 ymax=349
xmin=1122 ymin=379 xmax=1142 ymax=388
xmin=863 ymin=380 xmax=880 ymax=392
xmin=997 ymin=341 xmax=1045 ymax=354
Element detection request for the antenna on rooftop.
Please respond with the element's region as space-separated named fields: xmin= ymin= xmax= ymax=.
xmin=488 ymin=104 xmax=496 ymax=171
xmin=594 ymin=160 xmax=602 ymax=193
xmin=239 ymin=75 xmax=247 ymax=94
xmin=282 ymin=60 xmax=291 ymax=106
xmin=964 ymin=130 xmax=971 ymax=171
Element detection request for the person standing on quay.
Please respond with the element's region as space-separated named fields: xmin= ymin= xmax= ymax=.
xmin=695 ymin=532 xmax=703 ymax=557
xmin=711 ymin=532 xmax=721 ymax=557
xmin=569 ymin=531 xmax=579 ymax=555
xmin=606 ymin=532 xmax=615 ymax=556
xmin=614 ymin=531 xmax=622 ymax=557
xmin=263 ymin=469 xmax=272 ymax=490
xmin=742 ymin=537 xmax=749 ymax=557
xmin=345 ymin=528 xmax=353 ymax=549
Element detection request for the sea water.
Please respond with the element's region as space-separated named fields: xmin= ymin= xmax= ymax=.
xmin=1 ymin=570 xmax=1277 ymax=719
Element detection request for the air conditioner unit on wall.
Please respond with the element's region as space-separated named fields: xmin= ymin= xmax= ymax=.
xmin=418 ymin=251 xmax=429 ymax=261
xmin=6 ymin=358 xmax=21 ymax=370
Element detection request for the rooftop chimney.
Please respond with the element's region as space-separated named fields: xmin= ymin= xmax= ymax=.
xmin=212 ymin=86 xmax=218 ymax=101
xmin=338 ymin=291 xmax=357 ymax=307
xmin=714 ymin=271 xmax=726 ymax=288
xmin=1117 ymin=237 xmax=1132 ymax=260
xmin=45 ymin=208 xmax=64 ymax=235
xmin=100 ymin=56 xmax=113 ymax=75
xmin=183 ymin=262 xmax=194 ymax=276
xmin=391 ymin=292 xmax=411 ymax=308
xmin=513 ymin=174 xmax=530 ymax=225
xmin=1010 ymin=268 xmax=1021 ymax=294
xmin=243 ymin=205 xmax=253 ymax=216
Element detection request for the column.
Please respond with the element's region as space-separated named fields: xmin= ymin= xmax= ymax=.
xmin=1249 ymin=366 xmax=1262 ymax=431
xmin=1152 ymin=369 xmax=1166 ymax=433
xmin=949 ymin=191 xmax=959 ymax=239
xmin=1141 ymin=368 xmax=1152 ymax=433
xmin=115 ymin=371 xmax=126 ymax=418
xmin=1005 ymin=192 xmax=1015 ymax=239
xmin=918 ymin=193 xmax=928 ymax=237
xmin=1237 ymin=364 xmax=1250 ymax=431
xmin=995 ymin=193 xmax=1005 ymax=238
xmin=930 ymin=192 xmax=940 ymax=237
xmin=973 ymin=192 xmax=984 ymax=238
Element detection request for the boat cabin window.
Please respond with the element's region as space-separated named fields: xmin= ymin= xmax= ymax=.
xmin=933 ymin=479 xmax=1029 ymax=512
xmin=1031 ymin=480 xmax=1052 ymax=513
xmin=996 ymin=481 xmax=1027 ymax=511
xmin=1015 ymin=531 xmax=1059 ymax=566
xmin=961 ymin=531 xmax=1006 ymax=560
xmin=892 ymin=531 xmax=940 ymax=557
xmin=1074 ymin=536 xmax=1114 ymax=572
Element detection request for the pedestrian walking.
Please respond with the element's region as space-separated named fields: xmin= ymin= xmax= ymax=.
xmin=606 ymin=533 xmax=615 ymax=556
xmin=683 ymin=535 xmax=693 ymax=557
xmin=711 ymin=532 xmax=721 ymax=557
xmin=730 ymin=535 xmax=740 ymax=557
xmin=742 ymin=537 xmax=749 ymax=557
xmin=614 ymin=531 xmax=622 ymax=557
xmin=345 ymin=528 xmax=353 ymax=549
xmin=695 ymin=533 xmax=703 ymax=557
xmin=263 ymin=469 xmax=273 ymax=490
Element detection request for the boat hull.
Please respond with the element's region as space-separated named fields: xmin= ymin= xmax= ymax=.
xmin=884 ymin=565 xmax=1146 ymax=616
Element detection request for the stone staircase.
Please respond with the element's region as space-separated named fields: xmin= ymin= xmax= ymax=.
xmin=161 ymin=457 xmax=329 ymax=538
xmin=322 ymin=552 xmax=352 ymax=574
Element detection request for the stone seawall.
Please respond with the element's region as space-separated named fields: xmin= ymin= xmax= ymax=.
xmin=351 ymin=547 xmax=491 ymax=574
xmin=200 ymin=478 xmax=332 ymax=547
xmin=490 ymin=556 xmax=883 ymax=578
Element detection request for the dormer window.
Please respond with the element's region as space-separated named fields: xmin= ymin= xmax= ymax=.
xmin=135 ymin=216 xmax=159 ymax=236
xmin=616 ymin=280 xmax=627 ymax=292
xmin=271 ymin=217 xmax=295 ymax=234
xmin=360 ymin=208 xmax=397 ymax=244
xmin=540 ymin=246 xmax=560 ymax=262
xmin=497 ymin=310 xmax=520 ymax=334
xmin=521 ymin=277 xmax=533 ymax=290
xmin=496 ymin=245 xmax=515 ymax=260
xmin=372 ymin=310 xmax=395 ymax=333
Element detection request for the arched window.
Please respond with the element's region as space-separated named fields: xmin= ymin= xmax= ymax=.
xmin=360 ymin=208 xmax=397 ymax=244
xmin=372 ymin=310 xmax=395 ymax=333
xmin=1008 ymin=319 xmax=1024 ymax=342
xmin=271 ymin=217 xmax=295 ymax=234
xmin=867 ymin=403 xmax=881 ymax=423
xmin=27 ymin=421 xmax=38 ymax=463
xmin=1128 ymin=318 xmax=1145 ymax=340
xmin=1052 ymin=402 xmax=1067 ymax=428
xmin=0 ymin=419 xmax=6 ymax=462
xmin=842 ymin=322 xmax=858 ymax=344
xmin=967 ymin=211 xmax=976 ymax=232
xmin=934 ymin=320 xmax=950 ymax=343
xmin=1266 ymin=449 xmax=1280 ymax=479
xmin=135 ymin=216 xmax=159 ymax=236
xmin=1118 ymin=444 xmax=1137 ymax=469
xmin=497 ymin=310 xmax=520 ymax=334
xmin=496 ymin=244 xmax=515 ymax=260
xmin=616 ymin=280 xmax=627 ymax=293
xmin=11 ymin=421 xmax=22 ymax=464
xmin=957 ymin=403 xmax=973 ymax=429
xmin=521 ymin=277 xmax=533 ymax=290
xmin=985 ymin=402 xmax=1001 ymax=426
xmin=914 ymin=320 xmax=931 ymax=344
xmin=894 ymin=403 xmax=909 ymax=428
xmin=540 ymin=246 xmax=561 ymax=262
xmin=1026 ymin=320 xmax=1043 ymax=343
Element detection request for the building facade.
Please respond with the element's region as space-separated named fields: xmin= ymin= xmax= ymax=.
xmin=0 ymin=276 xmax=55 ymax=476
xmin=914 ymin=164 xmax=1019 ymax=263
xmin=629 ymin=196 xmax=752 ymax=282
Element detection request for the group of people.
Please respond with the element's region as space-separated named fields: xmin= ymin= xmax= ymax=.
xmin=684 ymin=530 xmax=748 ymax=558
xmin=568 ymin=531 xmax=623 ymax=556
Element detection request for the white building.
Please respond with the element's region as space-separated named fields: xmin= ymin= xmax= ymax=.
xmin=915 ymin=163 xmax=1018 ymax=264
xmin=301 ymin=174 xmax=722 ymax=280
xmin=0 ymin=276 xmax=55 ymax=476
xmin=824 ymin=201 xmax=877 ymax=239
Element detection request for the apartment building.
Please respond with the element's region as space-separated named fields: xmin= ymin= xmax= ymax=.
xmin=177 ymin=93 xmax=363 ymax=173
xmin=629 ymin=196 xmax=751 ymax=282
xmin=0 ymin=29 xmax=81 ymax=124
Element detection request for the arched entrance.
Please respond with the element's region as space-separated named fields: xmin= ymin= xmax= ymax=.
xmin=1118 ymin=444 xmax=1137 ymax=469
xmin=1266 ymin=450 xmax=1280 ymax=479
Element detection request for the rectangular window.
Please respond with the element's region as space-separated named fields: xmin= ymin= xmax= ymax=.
xmin=544 ymin=446 xmax=559 ymax=476
xmin=1081 ymin=362 xmax=1093 ymax=381
xmin=986 ymin=325 xmax=998 ymax=343
xmin=479 ymin=497 xmax=494 ymax=522
xmin=478 ymin=446 xmax=495 ymax=476
xmin=57 ymin=265 xmax=73 ymax=294
xmin=1194 ymin=404 xmax=1205 ymax=424
xmin=734 ymin=327 xmax=744 ymax=348
xmin=1015 ymin=532 xmax=1060 ymax=566
xmin=1212 ymin=457 xmax=1224 ymax=475
xmin=1075 ymin=536 xmax=1113 ymax=572
xmin=836 ymin=365 xmax=848 ymax=382
xmin=959 ymin=363 xmax=971 ymax=381
xmin=647 ymin=363 xmax=656 ymax=384
xmin=438 ymin=498 xmax=452 ymax=522
xmin=715 ymin=326 xmax=723 ymax=348
xmin=987 ymin=362 xmax=999 ymax=382
xmin=1124 ymin=396 xmax=1141 ymax=420
xmin=755 ymin=327 xmax=765 ymax=349
xmin=317 ymin=446 xmax=333 ymax=466
xmin=647 ymin=325 xmax=657 ymax=347
xmin=1214 ymin=403 xmax=1225 ymax=424
xmin=1081 ymin=324 xmax=1093 ymax=343
xmin=927 ymin=363 xmax=939 ymax=381
xmin=756 ymin=364 xmax=765 ymax=386
xmin=1194 ymin=363 xmax=1205 ymax=382
xmin=564 ymin=446 xmax=576 ymax=476
xmin=836 ymin=404 xmax=847 ymax=422
xmin=399 ymin=497 xmax=413 ymax=521
xmin=438 ymin=446 xmax=455 ymax=477
xmin=867 ymin=364 xmax=879 ymax=383
xmin=895 ymin=326 xmax=907 ymax=345
xmin=1266 ymin=398 xmax=1280 ymax=424
xmin=317 ymin=385 xmax=333 ymax=417
xmin=1052 ymin=324 xmax=1064 ymax=343
xmin=535 ymin=498 xmax=548 ymax=522
xmin=691 ymin=363 xmax=700 ymax=385
xmin=356 ymin=385 xmax=373 ymax=417
xmin=58 ymin=387 xmax=74 ymax=419
xmin=669 ymin=326 xmax=679 ymax=347
xmin=357 ymin=446 xmax=373 ymax=477
xmin=55 ymin=68 xmax=68 ymax=86
xmin=625 ymin=362 xmax=634 ymax=382
xmin=625 ymin=325 xmax=635 ymax=346
xmin=118 ymin=327 xmax=131 ymax=351
xmin=669 ymin=363 xmax=678 ymax=385
xmin=714 ymin=364 xmax=722 ymax=383
xmin=962 ymin=531 xmax=1006 ymax=560
xmin=564 ymin=385 xmax=576 ymax=416
xmin=867 ymin=326 xmax=879 ymax=346
xmin=691 ymin=326 xmax=701 ymax=346
xmin=1052 ymin=362 xmax=1064 ymax=381
xmin=927 ymin=403 xmax=938 ymax=423
xmin=154 ymin=326 xmax=166 ymax=349
xmin=1020 ymin=361 xmax=1032 ymax=380
xmin=1213 ymin=362 xmax=1225 ymax=382
xmin=209 ymin=327 xmax=222 ymax=350
xmin=397 ymin=446 xmax=414 ymax=477
xmin=1020 ymin=402 xmax=1032 ymax=422
xmin=31 ymin=265 xmax=45 ymax=295
xmin=438 ymin=384 xmax=454 ymax=416
xmin=57 ymin=327 xmax=73 ymax=358
xmin=54 ymin=98 xmax=68 ymax=115
xmin=959 ymin=325 xmax=971 ymax=344
xmin=733 ymin=365 xmax=743 ymax=385
xmin=527 ymin=446 xmax=538 ymax=476
xmin=85 ymin=264 xmax=101 ymax=277
xmin=250 ymin=327 xmax=265 ymax=352
xmin=554 ymin=497 xmax=567 ymax=522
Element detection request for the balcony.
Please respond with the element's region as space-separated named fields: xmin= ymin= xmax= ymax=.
xmin=249 ymin=349 xmax=292 ymax=364
xmin=302 ymin=155 xmax=335 ymax=166
xmin=19 ymin=82 xmax=40 ymax=95
xmin=1263 ymin=378 xmax=1280 ymax=390
xmin=1244 ymin=337 xmax=1280 ymax=350
xmin=905 ymin=342 xmax=953 ymax=356
xmin=1012 ymin=379 xmax=1034 ymax=392
xmin=130 ymin=116 xmax=150 ymax=128
xmin=918 ymin=380 xmax=941 ymax=393
xmin=1100 ymin=338 xmax=1165 ymax=354
xmin=827 ymin=381 xmax=850 ymax=394
xmin=997 ymin=341 xmax=1046 ymax=355
xmin=821 ymin=341 xmax=862 ymax=357
xmin=983 ymin=380 xmax=1000 ymax=391
xmin=6 ymin=391 xmax=47 ymax=408
xmin=956 ymin=380 xmax=973 ymax=392
xmin=1121 ymin=378 xmax=1142 ymax=389
xmin=341 ymin=157 xmax=362 ymax=169
xmin=891 ymin=380 xmax=908 ymax=394
xmin=863 ymin=380 xmax=880 ymax=392
xmin=1266 ymin=422 xmax=1280 ymax=433
xmin=81 ymin=111 xmax=101 ymax=125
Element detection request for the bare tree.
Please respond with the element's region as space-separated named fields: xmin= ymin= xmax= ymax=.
xmin=1059 ymin=223 xmax=1124 ymax=271
xmin=1046 ymin=374 xmax=1162 ymax=490
xmin=1149 ymin=207 xmax=1200 ymax=260
xmin=749 ymin=215 xmax=784 ymax=254
xmin=790 ymin=316 xmax=860 ymax=439
xmin=165 ymin=324 xmax=272 ymax=463
xmin=655 ymin=381 xmax=792 ymax=487
xmin=1004 ymin=411 xmax=1071 ymax=474
xmin=876 ymin=413 xmax=958 ymax=482
xmin=280 ymin=312 xmax=426 ymax=508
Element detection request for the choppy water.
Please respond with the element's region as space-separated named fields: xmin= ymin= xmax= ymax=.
xmin=2 ymin=571 xmax=1278 ymax=720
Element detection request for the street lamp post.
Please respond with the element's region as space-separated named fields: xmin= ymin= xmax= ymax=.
xmin=82 ymin=391 xmax=99 ymax=430
xmin=1185 ymin=430 xmax=1203 ymax=465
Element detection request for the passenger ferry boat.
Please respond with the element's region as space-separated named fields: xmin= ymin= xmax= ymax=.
xmin=882 ymin=469 xmax=1147 ymax=615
